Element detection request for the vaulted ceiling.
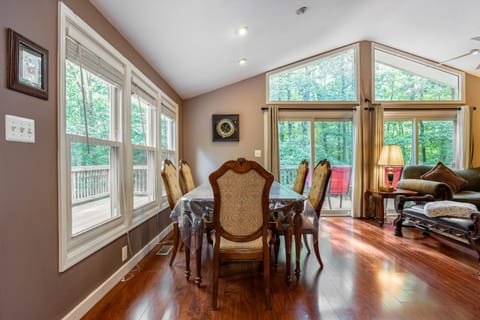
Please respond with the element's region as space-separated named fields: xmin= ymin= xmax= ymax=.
xmin=90 ymin=0 xmax=480 ymax=99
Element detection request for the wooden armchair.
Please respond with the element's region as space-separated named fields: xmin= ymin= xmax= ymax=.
xmin=303 ymin=159 xmax=332 ymax=268
xmin=292 ymin=159 xmax=309 ymax=195
xmin=179 ymin=159 xmax=214 ymax=245
xmin=274 ymin=160 xmax=331 ymax=269
xmin=160 ymin=159 xmax=184 ymax=267
xmin=179 ymin=159 xmax=196 ymax=194
xmin=273 ymin=160 xmax=308 ymax=265
xmin=209 ymin=158 xmax=274 ymax=310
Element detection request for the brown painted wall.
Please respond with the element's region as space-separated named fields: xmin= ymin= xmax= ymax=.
xmin=0 ymin=1 xmax=180 ymax=319
xmin=183 ymin=74 xmax=266 ymax=184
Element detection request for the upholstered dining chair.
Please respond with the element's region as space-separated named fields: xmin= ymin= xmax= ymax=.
xmin=275 ymin=159 xmax=331 ymax=269
xmin=209 ymin=158 xmax=274 ymax=310
xmin=160 ymin=159 xmax=184 ymax=266
xmin=179 ymin=159 xmax=214 ymax=245
xmin=302 ymin=159 xmax=332 ymax=268
xmin=292 ymin=159 xmax=309 ymax=195
xmin=179 ymin=159 xmax=196 ymax=194
xmin=272 ymin=159 xmax=309 ymax=265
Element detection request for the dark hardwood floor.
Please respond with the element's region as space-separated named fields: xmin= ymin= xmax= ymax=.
xmin=83 ymin=217 xmax=480 ymax=319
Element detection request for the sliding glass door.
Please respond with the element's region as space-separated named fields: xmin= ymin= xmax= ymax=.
xmin=278 ymin=120 xmax=312 ymax=190
xmin=278 ymin=111 xmax=354 ymax=216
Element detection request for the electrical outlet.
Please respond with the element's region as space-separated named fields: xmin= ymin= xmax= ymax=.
xmin=5 ymin=115 xmax=35 ymax=143
xmin=122 ymin=246 xmax=128 ymax=262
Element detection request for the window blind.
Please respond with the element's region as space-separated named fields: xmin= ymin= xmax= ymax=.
xmin=66 ymin=36 xmax=123 ymax=86
xmin=132 ymin=83 xmax=156 ymax=106
xmin=161 ymin=102 xmax=176 ymax=120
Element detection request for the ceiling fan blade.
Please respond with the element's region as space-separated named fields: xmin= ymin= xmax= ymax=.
xmin=437 ymin=51 xmax=472 ymax=65
xmin=476 ymin=63 xmax=480 ymax=70
xmin=472 ymin=36 xmax=480 ymax=41
xmin=437 ymin=49 xmax=480 ymax=65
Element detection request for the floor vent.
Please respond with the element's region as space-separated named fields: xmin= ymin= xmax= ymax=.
xmin=156 ymin=245 xmax=173 ymax=256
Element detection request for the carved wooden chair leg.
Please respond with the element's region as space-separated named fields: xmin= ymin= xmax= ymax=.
xmin=302 ymin=234 xmax=311 ymax=253
xmin=312 ymin=233 xmax=323 ymax=270
xmin=169 ymin=223 xmax=180 ymax=266
xmin=206 ymin=231 xmax=213 ymax=245
xmin=274 ymin=235 xmax=280 ymax=267
xmin=204 ymin=217 xmax=214 ymax=245
xmin=264 ymin=254 xmax=272 ymax=309
xmin=212 ymin=252 xmax=220 ymax=310
xmin=271 ymin=214 xmax=280 ymax=267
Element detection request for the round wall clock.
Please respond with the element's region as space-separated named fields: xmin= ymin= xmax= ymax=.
xmin=212 ymin=114 xmax=239 ymax=141
xmin=216 ymin=118 xmax=235 ymax=138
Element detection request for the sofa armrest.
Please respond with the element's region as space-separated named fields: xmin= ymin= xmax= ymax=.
xmin=395 ymin=194 xmax=434 ymax=211
xmin=397 ymin=179 xmax=453 ymax=200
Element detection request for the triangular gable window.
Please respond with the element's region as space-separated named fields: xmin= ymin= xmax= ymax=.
xmin=374 ymin=44 xmax=464 ymax=102
xmin=267 ymin=44 xmax=358 ymax=103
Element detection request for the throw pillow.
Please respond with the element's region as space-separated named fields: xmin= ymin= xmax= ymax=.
xmin=420 ymin=162 xmax=467 ymax=193
xmin=424 ymin=200 xmax=477 ymax=218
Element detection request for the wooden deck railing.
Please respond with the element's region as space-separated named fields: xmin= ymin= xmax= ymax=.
xmin=280 ymin=165 xmax=297 ymax=187
xmin=71 ymin=165 xmax=148 ymax=204
xmin=71 ymin=165 xmax=297 ymax=205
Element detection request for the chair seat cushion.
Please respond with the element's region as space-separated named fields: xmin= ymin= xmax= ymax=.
xmin=216 ymin=230 xmax=272 ymax=251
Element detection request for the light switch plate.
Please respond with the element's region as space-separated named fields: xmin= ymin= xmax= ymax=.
xmin=5 ymin=115 xmax=35 ymax=143
xmin=254 ymin=149 xmax=262 ymax=157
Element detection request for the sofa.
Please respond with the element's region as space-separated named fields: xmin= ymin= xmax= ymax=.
xmin=394 ymin=194 xmax=480 ymax=275
xmin=397 ymin=164 xmax=480 ymax=209
xmin=394 ymin=164 xmax=480 ymax=274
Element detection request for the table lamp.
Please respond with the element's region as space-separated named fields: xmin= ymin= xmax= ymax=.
xmin=378 ymin=145 xmax=404 ymax=191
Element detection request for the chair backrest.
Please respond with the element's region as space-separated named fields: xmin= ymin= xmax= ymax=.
xmin=179 ymin=159 xmax=196 ymax=194
xmin=328 ymin=165 xmax=351 ymax=195
xmin=292 ymin=159 xmax=309 ymax=195
xmin=209 ymin=158 xmax=274 ymax=242
xmin=161 ymin=159 xmax=182 ymax=210
xmin=308 ymin=159 xmax=332 ymax=216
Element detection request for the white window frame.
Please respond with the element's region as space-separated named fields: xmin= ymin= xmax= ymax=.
xmin=130 ymin=74 xmax=160 ymax=220
xmin=159 ymin=98 xmax=179 ymax=201
xmin=58 ymin=3 xmax=176 ymax=271
xmin=383 ymin=109 xmax=458 ymax=166
xmin=372 ymin=43 xmax=465 ymax=104
xmin=266 ymin=43 xmax=360 ymax=104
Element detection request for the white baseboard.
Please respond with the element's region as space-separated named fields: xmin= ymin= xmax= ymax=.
xmin=62 ymin=224 xmax=173 ymax=320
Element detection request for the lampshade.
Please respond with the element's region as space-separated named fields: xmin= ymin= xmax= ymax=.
xmin=378 ymin=145 xmax=404 ymax=166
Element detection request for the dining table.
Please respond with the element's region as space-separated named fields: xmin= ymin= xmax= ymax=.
xmin=170 ymin=181 xmax=314 ymax=285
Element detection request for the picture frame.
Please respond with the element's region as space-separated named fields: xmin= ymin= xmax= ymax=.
xmin=212 ymin=114 xmax=239 ymax=142
xmin=7 ymin=28 xmax=48 ymax=100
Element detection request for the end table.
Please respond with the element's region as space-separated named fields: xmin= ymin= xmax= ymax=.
xmin=364 ymin=188 xmax=417 ymax=226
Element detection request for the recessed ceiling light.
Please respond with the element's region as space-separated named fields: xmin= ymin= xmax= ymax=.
xmin=239 ymin=58 xmax=247 ymax=65
xmin=237 ymin=26 xmax=248 ymax=36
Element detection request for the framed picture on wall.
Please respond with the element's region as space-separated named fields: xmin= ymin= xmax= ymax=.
xmin=212 ymin=114 xmax=239 ymax=142
xmin=7 ymin=28 xmax=49 ymax=100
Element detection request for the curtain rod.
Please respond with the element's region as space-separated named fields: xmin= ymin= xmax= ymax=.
xmin=384 ymin=107 xmax=463 ymax=111
xmin=261 ymin=107 xmax=357 ymax=111
xmin=261 ymin=106 xmax=476 ymax=111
